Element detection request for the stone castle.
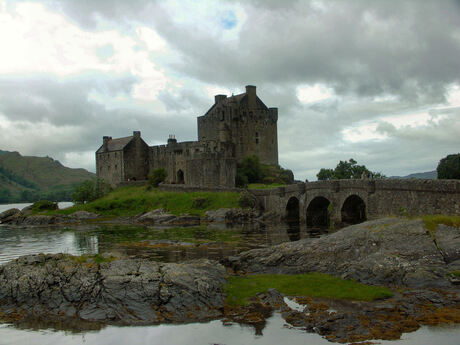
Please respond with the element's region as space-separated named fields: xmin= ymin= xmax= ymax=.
xmin=96 ymin=85 xmax=278 ymax=187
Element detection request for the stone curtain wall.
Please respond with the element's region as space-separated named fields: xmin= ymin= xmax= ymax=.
xmin=250 ymin=179 xmax=460 ymax=224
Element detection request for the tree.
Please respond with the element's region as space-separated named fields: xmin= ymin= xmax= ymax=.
xmin=238 ymin=155 xmax=265 ymax=184
xmin=148 ymin=168 xmax=167 ymax=187
xmin=72 ymin=179 xmax=111 ymax=204
xmin=316 ymin=159 xmax=385 ymax=180
xmin=0 ymin=188 xmax=12 ymax=203
xmin=437 ymin=153 xmax=460 ymax=179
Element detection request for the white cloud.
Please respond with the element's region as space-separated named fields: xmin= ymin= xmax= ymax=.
xmin=297 ymin=84 xmax=334 ymax=103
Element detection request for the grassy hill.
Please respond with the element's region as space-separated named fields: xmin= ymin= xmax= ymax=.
xmin=0 ymin=151 xmax=95 ymax=203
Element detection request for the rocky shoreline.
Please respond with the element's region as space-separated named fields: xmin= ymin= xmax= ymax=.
xmin=0 ymin=207 xmax=260 ymax=227
xmin=0 ymin=217 xmax=459 ymax=343
xmin=0 ymin=254 xmax=226 ymax=325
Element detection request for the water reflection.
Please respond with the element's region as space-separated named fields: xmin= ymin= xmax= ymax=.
xmin=0 ymin=223 xmax=318 ymax=265
xmin=1 ymin=315 xmax=459 ymax=345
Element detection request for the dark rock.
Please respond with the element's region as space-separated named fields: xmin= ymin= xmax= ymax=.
xmin=136 ymin=209 xmax=176 ymax=224
xmin=204 ymin=208 xmax=257 ymax=224
xmin=69 ymin=211 xmax=99 ymax=219
xmin=0 ymin=254 xmax=226 ymax=326
xmin=229 ymin=218 xmax=455 ymax=288
xmin=0 ymin=208 xmax=20 ymax=223
xmin=435 ymin=224 xmax=460 ymax=264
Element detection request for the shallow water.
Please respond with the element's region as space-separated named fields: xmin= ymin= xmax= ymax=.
xmin=0 ymin=222 xmax=310 ymax=265
xmin=0 ymin=205 xmax=459 ymax=344
xmin=0 ymin=314 xmax=459 ymax=345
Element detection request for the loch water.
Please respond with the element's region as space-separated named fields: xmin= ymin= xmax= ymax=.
xmin=0 ymin=204 xmax=459 ymax=345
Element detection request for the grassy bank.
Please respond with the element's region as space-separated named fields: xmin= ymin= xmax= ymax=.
xmin=224 ymin=273 xmax=394 ymax=306
xmin=51 ymin=186 xmax=240 ymax=217
xmin=421 ymin=215 xmax=460 ymax=233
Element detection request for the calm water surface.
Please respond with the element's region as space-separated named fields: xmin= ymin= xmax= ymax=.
xmin=0 ymin=204 xmax=459 ymax=345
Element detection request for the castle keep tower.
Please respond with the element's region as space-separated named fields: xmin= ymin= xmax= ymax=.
xmin=197 ymin=85 xmax=278 ymax=165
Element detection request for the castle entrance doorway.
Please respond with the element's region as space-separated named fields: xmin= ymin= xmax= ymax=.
xmin=341 ymin=195 xmax=366 ymax=226
xmin=177 ymin=170 xmax=184 ymax=184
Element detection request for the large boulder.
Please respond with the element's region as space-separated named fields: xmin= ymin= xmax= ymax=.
xmin=0 ymin=208 xmax=20 ymax=223
xmin=136 ymin=209 xmax=176 ymax=224
xmin=227 ymin=218 xmax=459 ymax=288
xmin=0 ymin=254 xmax=226 ymax=325
xmin=204 ymin=208 xmax=257 ymax=224
xmin=69 ymin=211 xmax=99 ymax=220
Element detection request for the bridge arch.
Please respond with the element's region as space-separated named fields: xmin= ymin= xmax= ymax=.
xmin=341 ymin=194 xmax=366 ymax=226
xmin=285 ymin=196 xmax=301 ymax=240
xmin=306 ymin=196 xmax=331 ymax=230
xmin=285 ymin=196 xmax=300 ymax=224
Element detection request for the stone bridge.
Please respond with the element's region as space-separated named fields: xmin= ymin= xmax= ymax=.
xmin=249 ymin=179 xmax=460 ymax=231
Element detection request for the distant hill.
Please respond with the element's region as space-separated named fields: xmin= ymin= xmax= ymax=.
xmin=0 ymin=150 xmax=95 ymax=203
xmin=389 ymin=170 xmax=437 ymax=180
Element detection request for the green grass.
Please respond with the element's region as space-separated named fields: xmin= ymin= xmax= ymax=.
xmin=247 ymin=183 xmax=285 ymax=190
xmin=49 ymin=186 xmax=240 ymax=217
xmin=421 ymin=215 xmax=460 ymax=233
xmin=69 ymin=253 xmax=117 ymax=264
xmin=448 ymin=271 xmax=460 ymax=278
xmin=224 ymin=273 xmax=394 ymax=306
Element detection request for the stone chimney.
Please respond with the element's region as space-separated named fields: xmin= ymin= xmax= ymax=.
xmin=103 ymin=136 xmax=111 ymax=151
xmin=245 ymin=85 xmax=256 ymax=109
xmin=167 ymin=134 xmax=177 ymax=146
xmin=215 ymin=95 xmax=227 ymax=104
xmin=133 ymin=131 xmax=141 ymax=138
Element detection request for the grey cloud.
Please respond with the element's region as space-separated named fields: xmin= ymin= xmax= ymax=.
xmin=157 ymin=88 xmax=209 ymax=113
xmin=0 ymin=74 xmax=199 ymax=170
xmin=150 ymin=0 xmax=460 ymax=105
xmin=0 ymin=74 xmax=137 ymax=126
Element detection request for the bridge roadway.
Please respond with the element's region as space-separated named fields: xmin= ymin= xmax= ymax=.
xmin=249 ymin=179 xmax=460 ymax=229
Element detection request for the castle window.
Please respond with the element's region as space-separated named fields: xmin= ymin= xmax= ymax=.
xmin=255 ymin=132 xmax=259 ymax=144
xmin=115 ymin=164 xmax=118 ymax=170
xmin=256 ymin=138 xmax=259 ymax=144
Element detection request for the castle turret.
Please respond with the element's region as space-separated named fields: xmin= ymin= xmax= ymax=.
xmin=245 ymin=85 xmax=256 ymax=109
xmin=214 ymin=95 xmax=227 ymax=104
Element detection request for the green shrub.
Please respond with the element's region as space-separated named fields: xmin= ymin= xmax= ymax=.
xmin=148 ymin=168 xmax=167 ymax=187
xmin=72 ymin=179 xmax=112 ymax=204
xmin=192 ymin=197 xmax=210 ymax=209
xmin=31 ymin=200 xmax=58 ymax=212
xmin=238 ymin=192 xmax=256 ymax=208
xmin=236 ymin=155 xmax=293 ymax=187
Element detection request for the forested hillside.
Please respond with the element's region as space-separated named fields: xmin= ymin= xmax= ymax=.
xmin=0 ymin=150 xmax=95 ymax=203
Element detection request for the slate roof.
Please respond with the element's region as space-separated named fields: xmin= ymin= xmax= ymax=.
xmin=96 ymin=136 xmax=133 ymax=153
xmin=203 ymin=92 xmax=269 ymax=117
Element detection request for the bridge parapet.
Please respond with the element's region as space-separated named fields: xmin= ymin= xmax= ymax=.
xmin=253 ymin=178 xmax=460 ymax=228
xmin=374 ymin=179 xmax=460 ymax=193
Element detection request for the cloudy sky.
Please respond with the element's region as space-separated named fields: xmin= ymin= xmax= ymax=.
xmin=0 ymin=0 xmax=459 ymax=180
